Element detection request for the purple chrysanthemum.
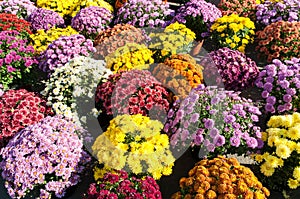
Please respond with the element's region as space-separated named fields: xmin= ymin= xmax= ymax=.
xmin=27 ymin=8 xmax=65 ymax=32
xmin=255 ymin=57 xmax=300 ymax=114
xmin=164 ymin=85 xmax=262 ymax=158
xmin=38 ymin=34 xmax=96 ymax=74
xmin=71 ymin=6 xmax=113 ymax=39
xmin=0 ymin=115 xmax=91 ymax=199
xmin=172 ymin=0 xmax=221 ymax=39
xmin=114 ymin=0 xmax=174 ymax=28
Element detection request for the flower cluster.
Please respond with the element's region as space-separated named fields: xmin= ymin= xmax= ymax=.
xmin=92 ymin=114 xmax=175 ymax=179
xmin=149 ymin=22 xmax=196 ymax=61
xmin=41 ymin=56 xmax=112 ymax=126
xmin=164 ymin=21 xmax=196 ymax=41
xmin=38 ymin=34 xmax=96 ymax=74
xmin=151 ymin=54 xmax=204 ymax=100
xmin=114 ymin=0 xmax=174 ymax=28
xmin=105 ymin=43 xmax=154 ymax=73
xmin=164 ymin=85 xmax=263 ymax=158
xmin=0 ymin=115 xmax=91 ymax=199
xmin=253 ymin=112 xmax=300 ymax=190
xmin=27 ymin=8 xmax=65 ymax=32
xmin=172 ymin=156 xmax=270 ymax=199
xmin=71 ymin=6 xmax=113 ymax=40
xmin=207 ymin=47 xmax=259 ymax=91
xmin=0 ymin=0 xmax=37 ymax=19
xmin=36 ymin=0 xmax=82 ymax=18
xmin=256 ymin=0 xmax=300 ymax=26
xmin=30 ymin=26 xmax=78 ymax=54
xmin=84 ymin=169 xmax=162 ymax=199
xmin=0 ymin=13 xmax=32 ymax=38
xmin=94 ymin=24 xmax=149 ymax=59
xmin=95 ymin=70 xmax=170 ymax=121
xmin=80 ymin=0 xmax=114 ymax=12
xmin=255 ymin=58 xmax=300 ymax=114
xmin=0 ymin=89 xmax=52 ymax=148
xmin=0 ymin=30 xmax=38 ymax=89
xmin=255 ymin=21 xmax=300 ymax=62
xmin=210 ymin=14 xmax=255 ymax=53
xmin=172 ymin=0 xmax=222 ymax=40
xmin=218 ymin=0 xmax=258 ymax=21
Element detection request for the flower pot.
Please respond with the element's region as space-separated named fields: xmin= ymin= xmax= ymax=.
xmin=191 ymin=40 xmax=204 ymax=56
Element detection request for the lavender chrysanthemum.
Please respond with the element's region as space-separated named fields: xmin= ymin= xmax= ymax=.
xmin=164 ymin=85 xmax=262 ymax=158
xmin=204 ymin=47 xmax=260 ymax=91
xmin=27 ymin=8 xmax=65 ymax=32
xmin=114 ymin=0 xmax=174 ymax=28
xmin=0 ymin=115 xmax=91 ymax=199
xmin=256 ymin=0 xmax=300 ymax=26
xmin=172 ymin=0 xmax=221 ymax=39
xmin=38 ymin=34 xmax=96 ymax=74
xmin=71 ymin=6 xmax=113 ymax=39
xmin=255 ymin=57 xmax=300 ymax=114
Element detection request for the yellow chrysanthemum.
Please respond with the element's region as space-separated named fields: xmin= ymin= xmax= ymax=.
xmin=37 ymin=0 xmax=82 ymax=17
xmin=254 ymin=154 xmax=264 ymax=163
xmin=92 ymin=114 xmax=174 ymax=179
xmin=216 ymin=25 xmax=227 ymax=33
xmin=106 ymin=43 xmax=153 ymax=73
xmin=93 ymin=165 xmax=114 ymax=181
xmin=233 ymin=35 xmax=241 ymax=43
xmin=293 ymin=112 xmax=300 ymax=123
xmin=30 ymin=26 xmax=78 ymax=54
xmin=268 ymin=115 xmax=294 ymax=128
xmin=293 ymin=167 xmax=300 ymax=181
xmin=225 ymin=38 xmax=232 ymax=44
xmin=229 ymin=23 xmax=240 ymax=33
xmin=81 ymin=0 xmax=114 ymax=12
xmin=261 ymin=132 xmax=268 ymax=142
xmin=265 ymin=154 xmax=281 ymax=168
xmin=296 ymin=143 xmax=300 ymax=154
xmin=276 ymin=144 xmax=292 ymax=159
xmin=151 ymin=169 xmax=163 ymax=180
xmin=288 ymin=178 xmax=299 ymax=189
xmin=288 ymin=125 xmax=300 ymax=140
xmin=267 ymin=135 xmax=280 ymax=147
xmin=230 ymin=43 xmax=236 ymax=48
xmin=287 ymin=140 xmax=297 ymax=151
xmin=237 ymin=45 xmax=245 ymax=53
xmin=260 ymin=162 xmax=275 ymax=176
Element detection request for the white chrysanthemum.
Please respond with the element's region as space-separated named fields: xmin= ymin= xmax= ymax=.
xmin=42 ymin=56 xmax=112 ymax=127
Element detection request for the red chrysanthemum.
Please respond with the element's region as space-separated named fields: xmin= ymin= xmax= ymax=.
xmin=0 ymin=89 xmax=52 ymax=147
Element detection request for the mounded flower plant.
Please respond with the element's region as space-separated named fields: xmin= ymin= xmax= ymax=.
xmin=114 ymin=0 xmax=174 ymax=28
xmin=38 ymin=34 xmax=96 ymax=74
xmin=0 ymin=115 xmax=92 ymax=198
xmin=164 ymin=84 xmax=263 ymax=158
xmin=93 ymin=24 xmax=149 ymax=59
xmin=92 ymin=114 xmax=175 ymax=180
xmin=172 ymin=156 xmax=270 ymax=199
xmin=255 ymin=21 xmax=300 ymax=62
xmin=95 ymin=70 xmax=170 ymax=122
xmin=255 ymin=57 xmax=300 ymax=114
xmin=0 ymin=30 xmax=38 ymax=89
xmin=27 ymin=8 xmax=65 ymax=32
xmin=41 ymin=56 xmax=112 ymax=126
xmin=206 ymin=47 xmax=260 ymax=91
xmin=0 ymin=89 xmax=52 ymax=148
xmin=71 ymin=6 xmax=113 ymax=40
xmin=253 ymin=112 xmax=300 ymax=192
xmin=172 ymin=0 xmax=222 ymax=40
